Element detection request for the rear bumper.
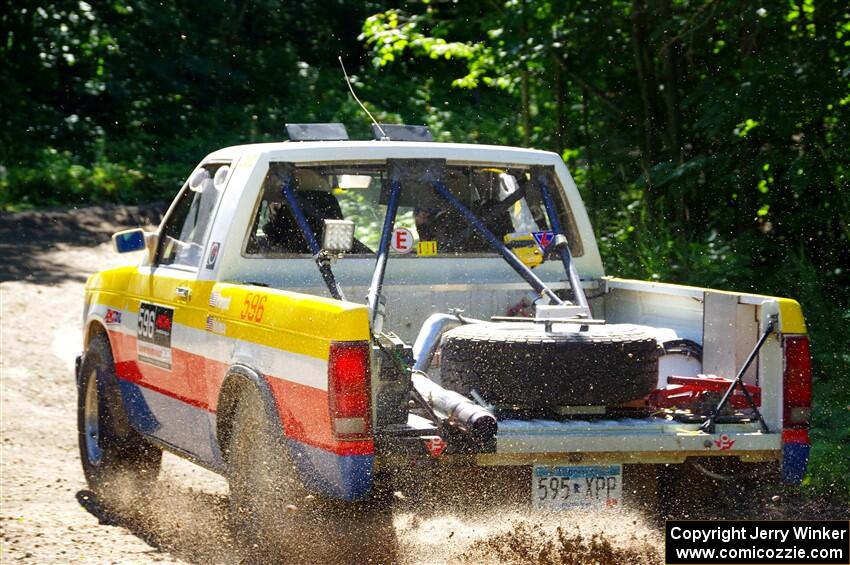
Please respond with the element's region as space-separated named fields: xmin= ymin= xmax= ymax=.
xmin=377 ymin=420 xmax=782 ymax=468
xmin=375 ymin=418 xmax=808 ymax=486
xmin=484 ymin=417 xmax=781 ymax=465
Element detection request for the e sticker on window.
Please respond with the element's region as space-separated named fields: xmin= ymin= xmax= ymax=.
xmin=390 ymin=227 xmax=415 ymax=254
xmin=205 ymin=241 xmax=220 ymax=270
xmin=417 ymin=241 xmax=438 ymax=256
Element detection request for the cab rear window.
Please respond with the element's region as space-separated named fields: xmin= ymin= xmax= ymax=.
xmin=244 ymin=163 xmax=582 ymax=257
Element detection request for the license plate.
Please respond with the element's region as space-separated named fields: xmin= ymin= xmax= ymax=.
xmin=532 ymin=464 xmax=622 ymax=510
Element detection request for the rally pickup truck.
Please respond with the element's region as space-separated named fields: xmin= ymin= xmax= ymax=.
xmin=77 ymin=124 xmax=811 ymax=533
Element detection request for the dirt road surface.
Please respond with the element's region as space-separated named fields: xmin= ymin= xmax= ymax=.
xmin=1 ymin=206 xmax=846 ymax=564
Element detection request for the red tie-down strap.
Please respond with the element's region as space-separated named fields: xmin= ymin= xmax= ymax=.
xmin=647 ymin=375 xmax=761 ymax=411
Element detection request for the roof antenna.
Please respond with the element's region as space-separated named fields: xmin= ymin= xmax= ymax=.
xmin=338 ymin=56 xmax=388 ymax=140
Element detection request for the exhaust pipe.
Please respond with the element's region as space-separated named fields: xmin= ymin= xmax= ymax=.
xmin=412 ymin=313 xmax=463 ymax=372
xmin=411 ymin=371 xmax=497 ymax=447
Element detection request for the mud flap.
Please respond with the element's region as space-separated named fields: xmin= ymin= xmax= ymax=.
xmin=781 ymin=429 xmax=810 ymax=485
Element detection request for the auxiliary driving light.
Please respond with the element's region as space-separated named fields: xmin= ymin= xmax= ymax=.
xmin=322 ymin=219 xmax=355 ymax=253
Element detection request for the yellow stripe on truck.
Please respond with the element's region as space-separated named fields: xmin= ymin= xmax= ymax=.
xmin=86 ymin=266 xmax=370 ymax=362
xmin=776 ymin=298 xmax=806 ymax=335
xmin=212 ymin=283 xmax=370 ymax=360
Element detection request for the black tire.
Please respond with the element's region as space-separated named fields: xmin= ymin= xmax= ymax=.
xmin=227 ymin=384 xmax=304 ymax=552
xmin=77 ymin=334 xmax=161 ymax=494
xmin=440 ymin=322 xmax=660 ymax=409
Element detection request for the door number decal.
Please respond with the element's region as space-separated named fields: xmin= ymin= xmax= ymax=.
xmin=240 ymin=293 xmax=267 ymax=322
xmin=137 ymin=302 xmax=174 ymax=370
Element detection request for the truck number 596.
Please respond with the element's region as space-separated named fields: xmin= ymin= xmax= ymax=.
xmin=240 ymin=293 xmax=267 ymax=322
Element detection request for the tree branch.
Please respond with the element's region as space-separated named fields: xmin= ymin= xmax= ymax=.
xmin=552 ymin=55 xmax=637 ymax=125
xmin=657 ymin=0 xmax=720 ymax=54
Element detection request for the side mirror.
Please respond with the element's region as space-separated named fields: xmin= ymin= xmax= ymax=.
xmin=112 ymin=228 xmax=146 ymax=253
xmin=321 ymin=219 xmax=355 ymax=253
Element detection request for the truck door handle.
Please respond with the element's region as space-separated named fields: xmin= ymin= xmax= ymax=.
xmin=175 ymin=286 xmax=192 ymax=301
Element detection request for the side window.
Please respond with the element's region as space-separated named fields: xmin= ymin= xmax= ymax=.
xmin=157 ymin=163 xmax=230 ymax=268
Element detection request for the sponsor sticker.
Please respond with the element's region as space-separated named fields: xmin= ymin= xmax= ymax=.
xmin=208 ymin=291 xmax=232 ymax=311
xmin=424 ymin=437 xmax=447 ymax=457
xmin=205 ymin=241 xmax=221 ymax=270
xmin=205 ymin=315 xmax=226 ymax=335
xmin=390 ymin=227 xmax=414 ymax=254
xmin=137 ymin=302 xmax=173 ymax=370
xmin=417 ymin=240 xmax=438 ymax=256
xmin=532 ymin=231 xmax=554 ymax=251
xmin=104 ymin=308 xmax=122 ymax=325
xmin=714 ymin=433 xmax=735 ymax=450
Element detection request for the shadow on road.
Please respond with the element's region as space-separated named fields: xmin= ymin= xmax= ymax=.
xmin=76 ymin=483 xmax=401 ymax=565
xmin=0 ymin=204 xmax=164 ymax=284
xmin=76 ymin=486 xmax=237 ymax=564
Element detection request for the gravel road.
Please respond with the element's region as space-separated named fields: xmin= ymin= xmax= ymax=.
xmin=0 ymin=206 xmax=844 ymax=564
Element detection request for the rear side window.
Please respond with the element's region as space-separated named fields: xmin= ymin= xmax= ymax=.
xmin=244 ymin=163 xmax=582 ymax=257
xmin=157 ymin=163 xmax=230 ymax=268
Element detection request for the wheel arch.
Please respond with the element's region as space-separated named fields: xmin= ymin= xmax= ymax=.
xmin=80 ymin=324 xmax=134 ymax=438
xmin=83 ymin=319 xmax=109 ymax=352
xmin=215 ymin=364 xmax=283 ymax=465
xmin=79 ymin=321 xmax=112 ymax=392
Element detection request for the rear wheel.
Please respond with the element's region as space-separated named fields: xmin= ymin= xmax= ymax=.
xmin=227 ymin=384 xmax=304 ymax=551
xmin=656 ymin=460 xmax=779 ymax=519
xmin=77 ymin=334 xmax=161 ymax=495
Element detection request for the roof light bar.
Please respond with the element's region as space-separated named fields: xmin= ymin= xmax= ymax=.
xmin=285 ymin=123 xmax=349 ymax=142
xmin=372 ymin=123 xmax=433 ymax=142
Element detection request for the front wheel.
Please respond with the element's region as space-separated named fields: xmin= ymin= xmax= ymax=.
xmin=77 ymin=334 xmax=161 ymax=495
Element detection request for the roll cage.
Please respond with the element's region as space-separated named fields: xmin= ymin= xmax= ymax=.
xmin=274 ymin=158 xmax=591 ymax=330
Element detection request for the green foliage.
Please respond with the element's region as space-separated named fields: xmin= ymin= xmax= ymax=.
xmin=0 ymin=148 xmax=151 ymax=209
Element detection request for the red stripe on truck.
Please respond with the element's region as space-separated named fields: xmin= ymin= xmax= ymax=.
xmin=108 ymin=329 xmax=373 ymax=457
xmin=782 ymin=428 xmax=810 ymax=445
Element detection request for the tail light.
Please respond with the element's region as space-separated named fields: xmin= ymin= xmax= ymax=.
xmin=328 ymin=341 xmax=372 ymax=440
xmin=783 ymin=335 xmax=812 ymax=427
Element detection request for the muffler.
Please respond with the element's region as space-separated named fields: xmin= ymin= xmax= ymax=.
xmin=411 ymin=371 xmax=497 ymax=449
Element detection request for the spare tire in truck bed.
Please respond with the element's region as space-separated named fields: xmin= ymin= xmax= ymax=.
xmin=440 ymin=322 xmax=660 ymax=410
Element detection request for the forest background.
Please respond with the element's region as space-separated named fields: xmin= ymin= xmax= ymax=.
xmin=1 ymin=0 xmax=847 ymax=494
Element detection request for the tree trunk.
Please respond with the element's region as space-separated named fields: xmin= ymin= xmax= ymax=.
xmin=656 ymin=0 xmax=687 ymax=223
xmin=519 ymin=0 xmax=531 ymax=146
xmin=657 ymin=0 xmax=682 ymax=164
xmin=521 ymin=66 xmax=531 ymax=146
xmin=582 ymin=86 xmax=597 ymax=227
xmin=631 ymin=0 xmax=661 ymax=215
xmin=555 ymin=61 xmax=567 ymax=156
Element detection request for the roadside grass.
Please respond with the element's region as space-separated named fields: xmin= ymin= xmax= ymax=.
xmin=806 ymin=379 xmax=850 ymax=496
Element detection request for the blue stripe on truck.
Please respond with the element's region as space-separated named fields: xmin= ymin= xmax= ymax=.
xmin=781 ymin=442 xmax=810 ymax=485
xmin=286 ymin=439 xmax=374 ymax=501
